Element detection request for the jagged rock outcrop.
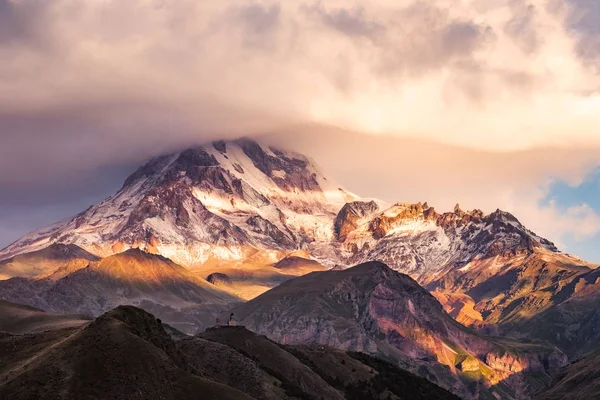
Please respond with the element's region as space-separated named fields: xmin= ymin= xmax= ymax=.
xmin=334 ymin=200 xmax=379 ymax=241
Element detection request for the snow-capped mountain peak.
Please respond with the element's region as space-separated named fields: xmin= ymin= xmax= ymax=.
xmin=0 ymin=138 xmax=567 ymax=281
xmin=0 ymin=139 xmax=358 ymax=268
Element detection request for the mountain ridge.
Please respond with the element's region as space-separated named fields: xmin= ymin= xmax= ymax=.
xmin=232 ymin=261 xmax=568 ymax=400
xmin=0 ymin=138 xmax=597 ymax=359
xmin=0 ymin=249 xmax=241 ymax=334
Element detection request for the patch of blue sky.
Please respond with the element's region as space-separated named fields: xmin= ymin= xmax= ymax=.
xmin=542 ymin=166 xmax=600 ymax=263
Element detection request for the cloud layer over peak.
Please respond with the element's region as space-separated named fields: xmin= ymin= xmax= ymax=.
xmin=1 ymin=0 xmax=600 ymax=157
xmin=1 ymin=0 xmax=599 ymax=260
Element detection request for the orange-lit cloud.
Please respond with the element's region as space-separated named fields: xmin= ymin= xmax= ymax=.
xmin=1 ymin=0 xmax=600 ymax=150
xmin=0 ymin=0 xmax=599 ymax=258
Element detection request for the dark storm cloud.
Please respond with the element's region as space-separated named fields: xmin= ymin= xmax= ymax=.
xmin=442 ymin=22 xmax=491 ymax=57
xmin=0 ymin=98 xmax=279 ymax=188
xmin=373 ymin=2 xmax=495 ymax=81
xmin=0 ymin=105 xmax=185 ymax=186
xmin=305 ymin=1 xmax=496 ymax=90
xmin=570 ymin=0 xmax=600 ymax=34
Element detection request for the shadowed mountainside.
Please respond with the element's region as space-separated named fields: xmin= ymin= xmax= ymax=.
xmin=538 ymin=347 xmax=600 ymax=400
xmin=194 ymin=325 xmax=460 ymax=400
xmin=201 ymin=251 xmax=328 ymax=300
xmin=0 ymin=306 xmax=252 ymax=400
xmin=0 ymin=305 xmax=459 ymax=400
xmin=510 ymin=265 xmax=600 ymax=360
xmin=0 ymin=299 xmax=90 ymax=334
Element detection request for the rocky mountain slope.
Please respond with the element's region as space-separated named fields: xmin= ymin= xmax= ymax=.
xmin=1 ymin=139 xmax=589 ymax=282
xmin=0 ymin=304 xmax=459 ymax=400
xmin=510 ymin=265 xmax=600 ymax=360
xmin=428 ymin=245 xmax=596 ymax=331
xmin=233 ymin=261 xmax=567 ymax=400
xmin=0 ymin=138 xmax=597 ymax=357
xmin=1 ymin=139 xmax=590 ymax=280
xmin=538 ymin=348 xmax=600 ymax=400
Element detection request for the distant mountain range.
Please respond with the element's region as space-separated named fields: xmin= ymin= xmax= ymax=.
xmin=1 ymin=138 xmax=599 ymax=399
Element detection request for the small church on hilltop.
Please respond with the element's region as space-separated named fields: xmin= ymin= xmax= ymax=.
xmin=227 ymin=313 xmax=238 ymax=326
xmin=215 ymin=313 xmax=241 ymax=328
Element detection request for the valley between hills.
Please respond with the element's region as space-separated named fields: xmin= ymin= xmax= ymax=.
xmin=1 ymin=139 xmax=600 ymax=400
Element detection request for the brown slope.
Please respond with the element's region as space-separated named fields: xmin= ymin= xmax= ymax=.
xmin=233 ymin=261 xmax=567 ymax=400
xmin=538 ymin=348 xmax=600 ymax=400
xmin=0 ymin=299 xmax=89 ymax=334
xmin=0 ymin=243 xmax=99 ymax=280
xmin=199 ymin=326 xmax=345 ymax=400
xmin=0 ymin=305 xmax=252 ymax=400
xmin=429 ymin=250 xmax=595 ymax=329
xmin=179 ymin=333 xmax=287 ymax=400
xmin=273 ymin=255 xmax=327 ymax=272
xmin=0 ymin=249 xmax=241 ymax=334
xmin=74 ymin=248 xmax=238 ymax=306
xmin=193 ymin=325 xmax=460 ymax=400
xmin=511 ymin=266 xmax=600 ymax=359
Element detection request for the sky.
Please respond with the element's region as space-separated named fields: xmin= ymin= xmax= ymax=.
xmin=0 ymin=0 xmax=599 ymax=261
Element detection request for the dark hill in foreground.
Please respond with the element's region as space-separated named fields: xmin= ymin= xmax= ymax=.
xmin=0 ymin=306 xmax=250 ymax=400
xmin=0 ymin=304 xmax=458 ymax=400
